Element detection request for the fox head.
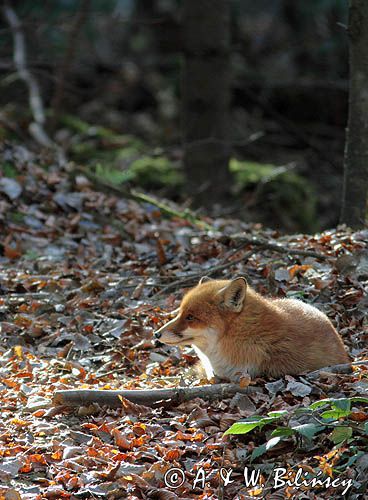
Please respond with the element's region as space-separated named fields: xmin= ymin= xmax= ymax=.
xmin=154 ymin=277 xmax=247 ymax=350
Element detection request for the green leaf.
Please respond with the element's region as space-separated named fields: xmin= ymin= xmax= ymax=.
xmin=329 ymin=426 xmax=353 ymax=445
xmin=308 ymin=398 xmax=332 ymax=410
xmin=250 ymin=436 xmax=281 ymax=461
xmin=266 ymin=436 xmax=282 ymax=449
xmin=309 ymin=397 xmax=368 ymax=411
xmin=292 ymin=423 xmax=324 ymax=440
xmin=350 ymin=397 xmax=368 ymax=404
xmin=224 ymin=422 xmax=261 ymax=436
xmin=251 ymin=443 xmax=267 ymax=460
xmin=271 ymin=427 xmax=295 ymax=438
xmin=294 ymin=407 xmax=313 ymax=416
xmin=364 ymin=422 xmax=368 ymax=435
xmin=238 ymin=416 xmax=266 ymax=423
xmin=257 ymin=417 xmax=281 ymax=428
xmin=331 ymin=399 xmax=351 ymax=412
xmin=321 ymin=409 xmax=351 ymax=420
xmin=225 ymin=411 xmax=289 ymax=436
xmin=267 ymin=410 xmax=288 ymax=418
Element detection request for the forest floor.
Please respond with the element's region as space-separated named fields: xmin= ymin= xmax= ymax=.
xmin=0 ymin=142 xmax=367 ymax=499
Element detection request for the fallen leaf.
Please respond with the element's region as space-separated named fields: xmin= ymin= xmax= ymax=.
xmin=0 ymin=177 xmax=22 ymax=200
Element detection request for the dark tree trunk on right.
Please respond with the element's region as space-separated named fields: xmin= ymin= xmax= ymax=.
xmin=182 ymin=0 xmax=232 ymax=206
xmin=341 ymin=0 xmax=368 ymax=227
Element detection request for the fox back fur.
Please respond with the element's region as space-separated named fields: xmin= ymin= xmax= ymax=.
xmin=154 ymin=277 xmax=349 ymax=381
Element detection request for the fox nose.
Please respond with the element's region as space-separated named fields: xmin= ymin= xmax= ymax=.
xmin=154 ymin=331 xmax=162 ymax=339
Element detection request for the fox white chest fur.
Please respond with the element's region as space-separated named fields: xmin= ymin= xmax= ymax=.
xmin=191 ymin=329 xmax=257 ymax=381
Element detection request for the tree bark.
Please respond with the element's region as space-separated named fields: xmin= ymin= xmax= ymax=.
xmin=341 ymin=0 xmax=368 ymax=227
xmin=182 ymin=0 xmax=232 ymax=205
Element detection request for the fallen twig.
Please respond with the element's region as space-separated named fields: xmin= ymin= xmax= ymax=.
xmin=74 ymin=164 xmax=212 ymax=230
xmin=228 ymin=234 xmax=330 ymax=260
xmin=53 ymin=361 xmax=366 ymax=408
xmin=131 ymin=190 xmax=212 ymax=230
xmin=152 ymin=249 xmax=255 ymax=297
xmin=305 ymin=360 xmax=367 ymax=380
xmin=53 ymin=383 xmax=260 ymax=408
xmin=152 ymin=231 xmax=329 ymax=297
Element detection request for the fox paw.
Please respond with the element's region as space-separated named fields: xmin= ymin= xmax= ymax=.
xmin=236 ymin=372 xmax=251 ymax=388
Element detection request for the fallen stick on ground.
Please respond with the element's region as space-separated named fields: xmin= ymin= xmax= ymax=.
xmin=74 ymin=164 xmax=212 ymax=231
xmin=153 ymin=249 xmax=254 ymax=297
xmin=53 ymin=361 xmax=366 ymax=408
xmin=152 ymin=234 xmax=332 ymax=296
xmin=227 ymin=234 xmax=329 ymax=260
xmin=53 ymin=383 xmax=260 ymax=408
xmin=305 ymin=360 xmax=367 ymax=380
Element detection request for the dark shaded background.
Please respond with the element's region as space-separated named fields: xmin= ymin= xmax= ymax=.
xmin=0 ymin=0 xmax=349 ymax=231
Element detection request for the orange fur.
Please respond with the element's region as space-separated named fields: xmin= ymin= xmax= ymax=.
xmin=154 ymin=277 xmax=349 ymax=381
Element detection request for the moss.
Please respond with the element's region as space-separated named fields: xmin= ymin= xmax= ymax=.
xmin=129 ymin=156 xmax=184 ymax=188
xmin=267 ymin=173 xmax=317 ymax=231
xmin=94 ymin=163 xmax=135 ymax=185
xmin=1 ymin=162 xmax=17 ymax=178
xmin=61 ymin=115 xmax=316 ymax=230
xmin=62 ymin=115 xmax=145 ymax=166
xmin=230 ymin=159 xmax=276 ymax=187
xmin=230 ymin=159 xmax=317 ymax=231
xmin=61 ymin=115 xmax=118 ymax=139
xmin=8 ymin=211 xmax=24 ymax=223
xmin=89 ymin=154 xmax=184 ymax=190
xmin=61 ymin=115 xmax=184 ymax=190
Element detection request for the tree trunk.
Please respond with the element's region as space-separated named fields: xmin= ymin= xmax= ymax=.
xmin=182 ymin=0 xmax=232 ymax=206
xmin=341 ymin=0 xmax=368 ymax=227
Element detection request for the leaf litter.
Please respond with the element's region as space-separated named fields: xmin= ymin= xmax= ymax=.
xmin=0 ymin=143 xmax=367 ymax=499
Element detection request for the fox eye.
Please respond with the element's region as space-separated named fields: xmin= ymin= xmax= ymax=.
xmin=186 ymin=314 xmax=195 ymax=321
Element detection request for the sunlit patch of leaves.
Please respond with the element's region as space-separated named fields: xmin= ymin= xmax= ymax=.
xmin=0 ymin=142 xmax=366 ymax=498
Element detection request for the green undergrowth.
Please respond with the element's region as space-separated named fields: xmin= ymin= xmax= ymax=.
xmin=230 ymin=159 xmax=317 ymax=231
xmin=63 ymin=115 xmax=183 ymax=189
xmin=225 ymin=396 xmax=368 ymax=463
xmin=61 ymin=116 xmax=317 ymax=230
xmin=1 ymin=162 xmax=18 ymax=178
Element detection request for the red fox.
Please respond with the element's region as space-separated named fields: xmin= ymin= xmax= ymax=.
xmin=154 ymin=277 xmax=349 ymax=381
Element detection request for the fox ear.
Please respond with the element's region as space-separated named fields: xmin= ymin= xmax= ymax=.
xmin=219 ymin=277 xmax=247 ymax=312
xmin=199 ymin=276 xmax=212 ymax=285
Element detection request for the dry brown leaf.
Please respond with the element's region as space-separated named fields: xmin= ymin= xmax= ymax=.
xmin=118 ymin=395 xmax=152 ymax=415
xmin=111 ymin=428 xmax=133 ymax=450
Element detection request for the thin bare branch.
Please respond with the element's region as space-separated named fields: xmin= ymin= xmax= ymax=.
xmin=152 ymin=249 xmax=254 ymax=298
xmin=3 ymin=4 xmax=45 ymax=125
xmin=228 ymin=234 xmax=329 ymax=260
xmin=2 ymin=2 xmax=65 ymax=162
